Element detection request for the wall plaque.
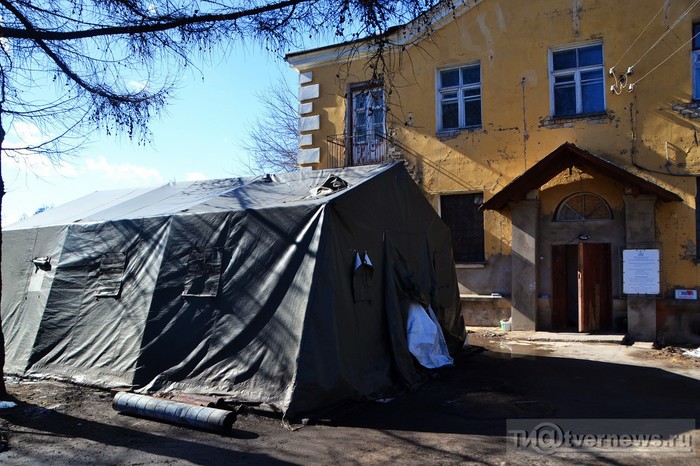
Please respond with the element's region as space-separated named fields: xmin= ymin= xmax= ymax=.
xmin=622 ymin=249 xmax=660 ymax=295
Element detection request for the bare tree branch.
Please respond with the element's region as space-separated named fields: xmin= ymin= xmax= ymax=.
xmin=0 ymin=0 xmax=314 ymax=41
xmin=241 ymin=78 xmax=299 ymax=173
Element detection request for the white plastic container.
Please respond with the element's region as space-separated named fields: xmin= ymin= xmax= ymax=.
xmin=500 ymin=317 xmax=512 ymax=332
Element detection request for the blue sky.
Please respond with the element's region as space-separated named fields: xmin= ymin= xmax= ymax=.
xmin=2 ymin=46 xmax=299 ymax=226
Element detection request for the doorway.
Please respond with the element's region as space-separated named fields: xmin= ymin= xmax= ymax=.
xmin=349 ymin=87 xmax=385 ymax=165
xmin=551 ymin=243 xmax=612 ymax=332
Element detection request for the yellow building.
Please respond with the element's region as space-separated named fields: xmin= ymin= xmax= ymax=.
xmin=286 ymin=0 xmax=700 ymax=343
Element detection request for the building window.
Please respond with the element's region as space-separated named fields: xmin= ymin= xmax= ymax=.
xmin=550 ymin=43 xmax=605 ymax=117
xmin=440 ymin=193 xmax=485 ymax=263
xmin=349 ymin=86 xmax=386 ymax=165
xmin=696 ymin=178 xmax=700 ymax=259
xmin=554 ymin=193 xmax=612 ymax=222
xmin=437 ymin=63 xmax=482 ymax=131
xmin=693 ymin=24 xmax=700 ymax=100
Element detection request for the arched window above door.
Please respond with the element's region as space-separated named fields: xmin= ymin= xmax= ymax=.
xmin=554 ymin=192 xmax=612 ymax=221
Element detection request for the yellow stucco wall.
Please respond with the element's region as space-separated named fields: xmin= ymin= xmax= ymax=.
xmin=290 ymin=0 xmax=700 ymax=291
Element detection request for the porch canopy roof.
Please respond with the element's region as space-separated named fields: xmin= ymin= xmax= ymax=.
xmin=481 ymin=142 xmax=682 ymax=211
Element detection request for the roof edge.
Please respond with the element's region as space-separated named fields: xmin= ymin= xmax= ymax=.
xmin=285 ymin=0 xmax=481 ymax=71
xmin=482 ymin=142 xmax=683 ymax=211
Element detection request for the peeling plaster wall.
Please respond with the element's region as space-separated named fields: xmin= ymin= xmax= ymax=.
xmin=657 ymin=300 xmax=700 ymax=345
xmin=289 ymin=0 xmax=700 ymax=302
xmin=457 ymin=254 xmax=512 ymax=326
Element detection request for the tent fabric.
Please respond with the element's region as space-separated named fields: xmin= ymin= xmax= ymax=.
xmin=2 ymin=163 xmax=465 ymax=417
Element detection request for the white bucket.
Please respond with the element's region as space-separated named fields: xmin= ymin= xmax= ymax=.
xmin=500 ymin=318 xmax=512 ymax=332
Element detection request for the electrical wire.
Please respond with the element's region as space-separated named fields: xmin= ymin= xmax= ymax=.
xmin=611 ymin=0 xmax=700 ymax=94
xmin=628 ymin=30 xmax=700 ymax=90
xmin=629 ymin=0 xmax=700 ymax=69
xmin=611 ymin=0 xmax=668 ymax=71
xmin=609 ymin=0 xmax=674 ymax=95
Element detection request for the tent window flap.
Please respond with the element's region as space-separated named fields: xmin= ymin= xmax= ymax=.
xmin=352 ymin=251 xmax=374 ymax=302
xmin=95 ymin=253 xmax=126 ymax=298
xmin=182 ymin=249 xmax=222 ymax=297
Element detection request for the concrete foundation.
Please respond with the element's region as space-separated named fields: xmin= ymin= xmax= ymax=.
xmin=656 ymin=299 xmax=700 ymax=345
xmin=627 ymin=297 xmax=657 ymax=341
xmin=460 ymin=296 xmax=511 ymax=326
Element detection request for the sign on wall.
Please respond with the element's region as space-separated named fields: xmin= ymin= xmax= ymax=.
xmin=675 ymin=289 xmax=698 ymax=300
xmin=622 ymin=249 xmax=660 ymax=295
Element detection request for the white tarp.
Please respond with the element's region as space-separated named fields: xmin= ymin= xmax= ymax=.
xmin=406 ymin=301 xmax=454 ymax=369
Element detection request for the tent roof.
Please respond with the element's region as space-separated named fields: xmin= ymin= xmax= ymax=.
xmin=6 ymin=164 xmax=397 ymax=230
xmin=481 ymin=142 xmax=682 ymax=211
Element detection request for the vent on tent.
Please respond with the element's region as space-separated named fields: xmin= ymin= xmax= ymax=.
xmin=31 ymin=256 xmax=52 ymax=272
xmin=309 ymin=175 xmax=349 ymax=197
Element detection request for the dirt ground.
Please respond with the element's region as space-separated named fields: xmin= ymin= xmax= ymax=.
xmin=0 ymin=330 xmax=698 ymax=465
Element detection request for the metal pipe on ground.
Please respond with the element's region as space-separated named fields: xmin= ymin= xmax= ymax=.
xmin=112 ymin=392 xmax=236 ymax=433
xmin=169 ymin=394 xmax=221 ymax=407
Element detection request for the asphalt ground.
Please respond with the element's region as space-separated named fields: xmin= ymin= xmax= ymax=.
xmin=0 ymin=331 xmax=697 ymax=465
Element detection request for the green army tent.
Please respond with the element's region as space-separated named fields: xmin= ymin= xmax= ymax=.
xmin=2 ymin=162 xmax=465 ymax=417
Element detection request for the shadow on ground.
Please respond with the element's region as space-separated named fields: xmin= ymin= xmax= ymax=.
xmin=0 ymin=395 xmax=289 ymax=465
xmin=323 ymin=346 xmax=700 ymax=437
xmin=0 ymin=344 xmax=697 ymax=465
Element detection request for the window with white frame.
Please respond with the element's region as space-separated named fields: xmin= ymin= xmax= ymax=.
xmin=693 ymin=23 xmax=700 ymax=99
xmin=440 ymin=193 xmax=485 ymax=263
xmin=437 ymin=64 xmax=482 ymax=131
xmin=550 ymin=43 xmax=605 ymax=117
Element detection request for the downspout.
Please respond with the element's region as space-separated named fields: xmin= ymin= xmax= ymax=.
xmin=521 ymin=77 xmax=528 ymax=170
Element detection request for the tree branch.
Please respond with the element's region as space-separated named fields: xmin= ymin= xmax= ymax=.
xmin=0 ymin=0 xmax=314 ymax=41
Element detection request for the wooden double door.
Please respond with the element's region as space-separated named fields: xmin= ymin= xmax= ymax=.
xmin=551 ymin=243 xmax=612 ymax=332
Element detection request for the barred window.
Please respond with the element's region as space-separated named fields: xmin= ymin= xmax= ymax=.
xmin=440 ymin=193 xmax=485 ymax=263
xmin=696 ymin=178 xmax=700 ymax=260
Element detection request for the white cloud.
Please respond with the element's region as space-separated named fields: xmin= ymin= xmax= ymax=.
xmin=185 ymin=171 xmax=208 ymax=181
xmin=9 ymin=121 xmax=45 ymax=147
xmin=128 ymin=80 xmax=148 ymax=93
xmin=2 ymin=156 xmax=165 ymax=227
xmin=1 ymin=121 xmax=79 ymax=177
xmin=3 ymin=150 xmax=78 ymax=179
xmin=85 ymin=156 xmax=163 ymax=186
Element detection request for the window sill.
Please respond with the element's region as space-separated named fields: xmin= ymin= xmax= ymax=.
xmin=540 ymin=112 xmax=609 ymax=128
xmin=460 ymin=293 xmax=503 ymax=301
xmin=436 ymin=127 xmax=482 ymax=141
xmin=455 ymin=262 xmax=486 ymax=269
